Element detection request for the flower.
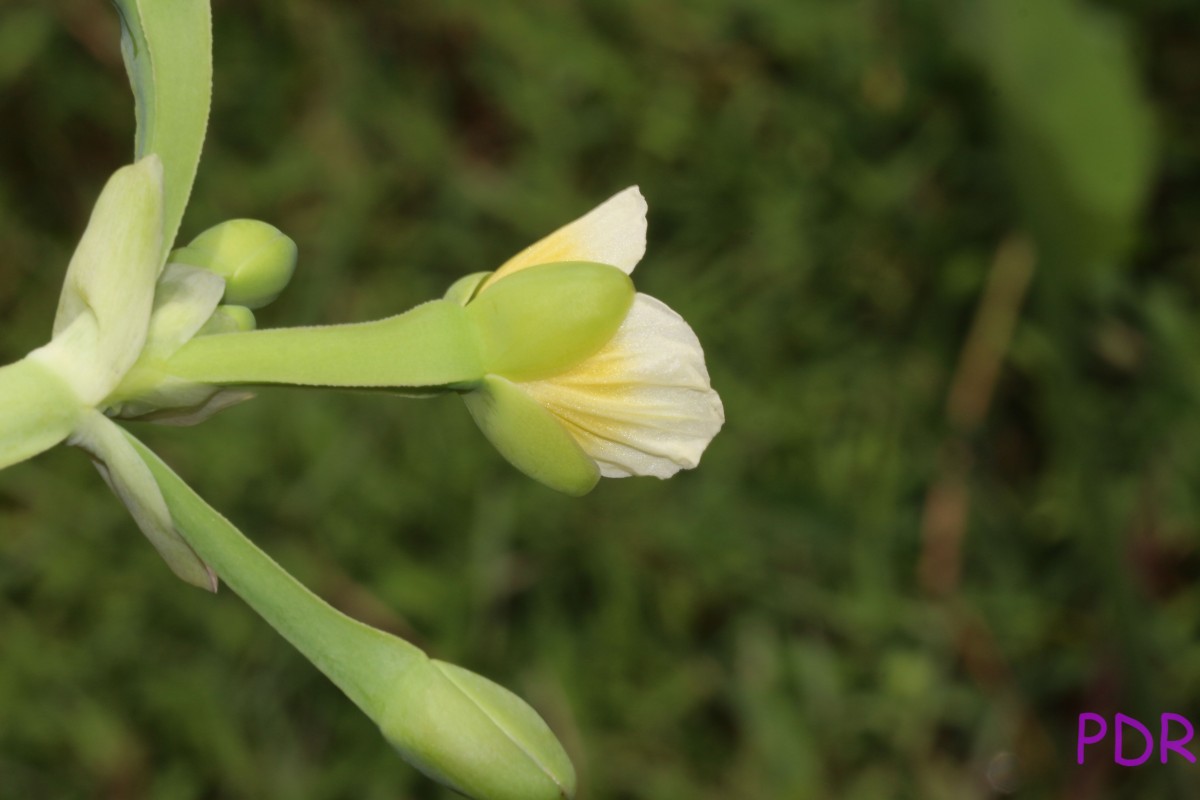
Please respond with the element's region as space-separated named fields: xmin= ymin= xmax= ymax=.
xmin=151 ymin=187 xmax=723 ymax=497
xmin=456 ymin=187 xmax=724 ymax=495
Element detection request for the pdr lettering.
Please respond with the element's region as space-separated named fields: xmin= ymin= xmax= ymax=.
xmin=1077 ymin=713 xmax=1197 ymax=766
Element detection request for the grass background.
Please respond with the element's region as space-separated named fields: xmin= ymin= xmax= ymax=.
xmin=2 ymin=0 xmax=1200 ymax=797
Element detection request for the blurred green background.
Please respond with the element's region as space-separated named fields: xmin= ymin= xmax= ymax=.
xmin=2 ymin=0 xmax=1200 ymax=797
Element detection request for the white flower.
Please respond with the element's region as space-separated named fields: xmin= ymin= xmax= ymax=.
xmin=464 ymin=187 xmax=724 ymax=491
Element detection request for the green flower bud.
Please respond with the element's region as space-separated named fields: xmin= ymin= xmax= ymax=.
xmin=173 ymin=219 xmax=297 ymax=308
xmin=197 ymin=304 xmax=256 ymax=336
xmin=465 ymin=261 xmax=633 ymax=382
xmin=379 ymin=658 xmax=576 ymax=800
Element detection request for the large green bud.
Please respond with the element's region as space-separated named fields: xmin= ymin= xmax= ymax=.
xmin=379 ymin=658 xmax=576 ymax=800
xmin=172 ymin=219 xmax=298 ymax=308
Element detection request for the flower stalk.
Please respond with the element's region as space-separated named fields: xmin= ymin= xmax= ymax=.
xmin=130 ymin=434 xmax=576 ymax=800
xmin=157 ymin=299 xmax=484 ymax=390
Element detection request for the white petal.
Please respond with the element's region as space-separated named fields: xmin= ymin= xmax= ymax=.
xmin=521 ymin=294 xmax=724 ymax=479
xmin=69 ymin=411 xmax=217 ymax=591
xmin=483 ymin=187 xmax=647 ymax=290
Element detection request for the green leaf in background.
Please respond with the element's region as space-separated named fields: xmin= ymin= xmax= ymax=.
xmin=973 ymin=0 xmax=1156 ymax=284
xmin=114 ymin=0 xmax=212 ymax=255
xmin=0 ymin=6 xmax=52 ymax=87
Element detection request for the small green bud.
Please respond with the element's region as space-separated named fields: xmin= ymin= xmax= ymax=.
xmin=379 ymin=658 xmax=576 ymax=800
xmin=197 ymin=305 xmax=256 ymax=336
xmin=173 ymin=219 xmax=297 ymax=308
xmin=466 ymin=262 xmax=633 ymax=382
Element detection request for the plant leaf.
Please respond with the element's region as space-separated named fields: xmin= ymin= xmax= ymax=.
xmin=973 ymin=0 xmax=1156 ymax=277
xmin=114 ymin=0 xmax=212 ymax=255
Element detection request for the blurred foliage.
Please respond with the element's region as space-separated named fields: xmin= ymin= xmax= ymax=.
xmin=2 ymin=0 xmax=1200 ymax=797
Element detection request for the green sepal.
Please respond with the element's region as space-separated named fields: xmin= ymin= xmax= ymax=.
xmin=115 ymin=0 xmax=212 ymax=255
xmin=463 ymin=375 xmax=599 ymax=496
xmin=467 ymin=262 xmax=633 ymax=382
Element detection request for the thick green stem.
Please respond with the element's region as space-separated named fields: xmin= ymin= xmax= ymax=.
xmin=0 ymin=358 xmax=85 ymax=471
xmin=162 ymin=299 xmax=483 ymax=389
xmin=128 ymin=434 xmax=425 ymax=715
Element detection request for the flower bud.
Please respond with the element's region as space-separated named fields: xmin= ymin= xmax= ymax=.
xmin=465 ymin=261 xmax=633 ymax=382
xmin=378 ymin=658 xmax=576 ymax=800
xmin=173 ymin=219 xmax=297 ymax=308
xmin=197 ymin=305 xmax=256 ymax=336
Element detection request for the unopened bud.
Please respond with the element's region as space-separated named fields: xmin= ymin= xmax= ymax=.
xmin=379 ymin=658 xmax=576 ymax=800
xmin=173 ymin=219 xmax=297 ymax=308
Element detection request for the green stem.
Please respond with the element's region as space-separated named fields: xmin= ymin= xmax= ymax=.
xmin=0 ymin=358 xmax=85 ymax=471
xmin=162 ymin=299 xmax=483 ymax=389
xmin=128 ymin=433 xmax=425 ymax=715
